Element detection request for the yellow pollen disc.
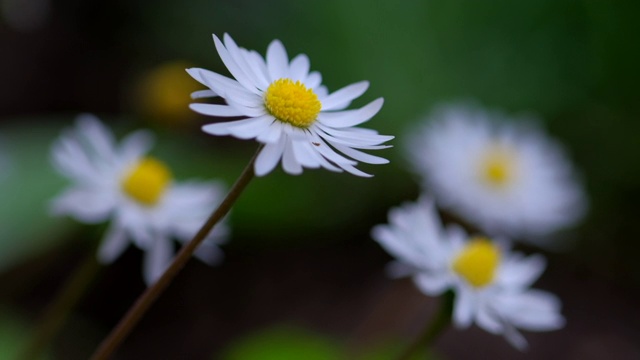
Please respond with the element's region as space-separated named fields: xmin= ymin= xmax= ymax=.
xmin=452 ymin=237 xmax=501 ymax=288
xmin=121 ymin=157 xmax=172 ymax=206
xmin=264 ymin=78 xmax=321 ymax=128
xmin=480 ymin=147 xmax=515 ymax=188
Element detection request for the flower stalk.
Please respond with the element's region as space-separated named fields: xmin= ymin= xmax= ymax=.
xmin=89 ymin=145 xmax=261 ymax=360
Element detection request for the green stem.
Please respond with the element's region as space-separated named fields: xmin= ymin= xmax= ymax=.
xmin=18 ymin=251 xmax=101 ymax=360
xmin=396 ymin=292 xmax=454 ymax=360
xmin=89 ymin=146 xmax=260 ymax=360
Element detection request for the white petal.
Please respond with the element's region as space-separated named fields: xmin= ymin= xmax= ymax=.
xmin=256 ymin=121 xmax=284 ymax=144
xmin=497 ymin=290 xmax=565 ymax=331
xmin=244 ymin=49 xmax=271 ymax=89
xmin=186 ymin=68 xmax=243 ymax=97
xmin=281 ymin=138 xmax=303 ymax=175
xmin=315 ymin=124 xmax=394 ymax=146
xmin=97 ymin=223 xmax=129 ymax=264
xmin=338 ymin=162 xmax=373 ymax=177
xmin=255 ymin=136 xmax=287 ymax=176
xmin=413 ymin=272 xmax=450 ymax=295
xmin=320 ymin=81 xmax=369 ymax=111
xmin=288 ymin=54 xmax=310 ymax=81
xmin=503 ymin=324 xmax=528 ymax=351
xmin=499 ymin=254 xmax=547 ymax=289
xmin=318 ymin=98 xmax=384 ymax=128
xmin=202 ymin=118 xmax=257 ymax=136
xmin=189 ymin=103 xmax=245 ymax=117
xmin=304 ymin=71 xmax=322 ymax=89
xmin=225 ymin=96 xmax=267 ymax=117
xmin=143 ymin=237 xmax=173 ymax=286
xmin=76 ymin=114 xmax=116 ymax=160
xmin=476 ymin=306 xmax=504 ymax=334
xmin=266 ymin=39 xmax=289 ymax=81
xmin=291 ymin=140 xmax=321 ymax=168
xmin=453 ymin=287 xmax=475 ymax=328
xmin=213 ymin=34 xmax=261 ymax=94
xmin=372 ymin=225 xmax=425 ymax=268
xmin=191 ymin=89 xmax=217 ymax=99
xmin=119 ymin=130 xmax=154 ymax=164
xmin=223 ymin=115 xmax=274 ymax=139
xmin=223 ymin=33 xmax=270 ymax=90
xmin=193 ymin=243 xmax=224 ymax=265
xmin=332 ymin=143 xmax=389 ymax=164
xmin=50 ymin=188 xmax=115 ymax=223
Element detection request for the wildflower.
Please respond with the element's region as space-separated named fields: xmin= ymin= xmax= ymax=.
xmin=51 ymin=114 xmax=228 ymax=285
xmin=187 ymin=33 xmax=392 ymax=177
xmin=372 ymin=197 xmax=565 ymax=349
xmin=407 ymin=103 xmax=586 ymax=239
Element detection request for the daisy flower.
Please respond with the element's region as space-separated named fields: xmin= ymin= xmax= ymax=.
xmin=51 ymin=114 xmax=228 ymax=285
xmin=187 ymin=33 xmax=393 ymax=177
xmin=407 ymin=103 xmax=586 ymax=240
xmin=372 ymin=197 xmax=565 ymax=350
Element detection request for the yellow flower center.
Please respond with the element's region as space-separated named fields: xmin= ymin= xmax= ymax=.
xmin=479 ymin=147 xmax=515 ymax=188
xmin=452 ymin=237 xmax=501 ymax=288
xmin=121 ymin=157 xmax=172 ymax=206
xmin=264 ymin=78 xmax=321 ymax=128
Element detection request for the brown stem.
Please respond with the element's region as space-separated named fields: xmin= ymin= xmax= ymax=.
xmin=89 ymin=146 xmax=260 ymax=360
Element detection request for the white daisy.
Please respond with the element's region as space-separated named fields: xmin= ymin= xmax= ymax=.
xmin=186 ymin=33 xmax=393 ymax=177
xmin=51 ymin=114 xmax=228 ymax=285
xmin=372 ymin=197 xmax=565 ymax=350
xmin=407 ymin=103 xmax=586 ymax=240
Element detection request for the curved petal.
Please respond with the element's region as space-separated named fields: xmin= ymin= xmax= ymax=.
xmin=97 ymin=223 xmax=129 ymax=264
xmin=318 ymin=98 xmax=384 ymax=128
xmin=255 ymin=136 xmax=287 ymax=176
xmin=223 ymin=33 xmax=270 ymax=90
xmin=281 ymin=138 xmax=303 ymax=175
xmin=143 ymin=237 xmax=173 ymax=286
xmin=453 ymin=287 xmax=475 ymax=328
xmin=191 ymin=89 xmax=217 ymax=99
xmin=50 ymin=188 xmax=115 ymax=223
xmin=289 ymin=54 xmax=310 ymax=82
xmin=320 ymin=81 xmax=369 ymax=111
xmin=304 ymin=71 xmax=322 ymax=89
xmin=213 ymin=34 xmax=260 ymax=94
xmin=190 ymin=103 xmax=246 ymax=117
xmin=332 ymin=143 xmax=389 ymax=164
xmin=266 ymin=39 xmax=288 ymax=81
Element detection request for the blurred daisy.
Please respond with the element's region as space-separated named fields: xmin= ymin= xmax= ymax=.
xmin=372 ymin=197 xmax=565 ymax=350
xmin=51 ymin=114 xmax=228 ymax=285
xmin=407 ymin=103 xmax=586 ymax=240
xmin=187 ymin=33 xmax=393 ymax=177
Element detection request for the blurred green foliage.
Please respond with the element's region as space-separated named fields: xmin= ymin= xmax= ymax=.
xmin=0 ymin=121 xmax=73 ymax=271
xmin=0 ymin=307 xmax=50 ymax=360
xmin=125 ymin=0 xmax=640 ymax=283
xmin=1 ymin=0 xmax=638 ymax=358
xmin=3 ymin=0 xmax=639 ymax=283
xmin=220 ymin=326 xmax=343 ymax=360
xmin=219 ymin=325 xmax=435 ymax=360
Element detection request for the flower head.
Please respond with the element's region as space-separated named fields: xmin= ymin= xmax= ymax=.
xmin=187 ymin=33 xmax=393 ymax=177
xmin=407 ymin=103 xmax=586 ymax=240
xmin=51 ymin=114 xmax=228 ymax=285
xmin=372 ymin=197 xmax=565 ymax=350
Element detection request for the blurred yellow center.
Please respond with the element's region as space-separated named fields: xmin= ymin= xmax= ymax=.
xmin=121 ymin=157 xmax=172 ymax=206
xmin=452 ymin=237 xmax=501 ymax=288
xmin=264 ymin=78 xmax=321 ymax=128
xmin=480 ymin=147 xmax=515 ymax=188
